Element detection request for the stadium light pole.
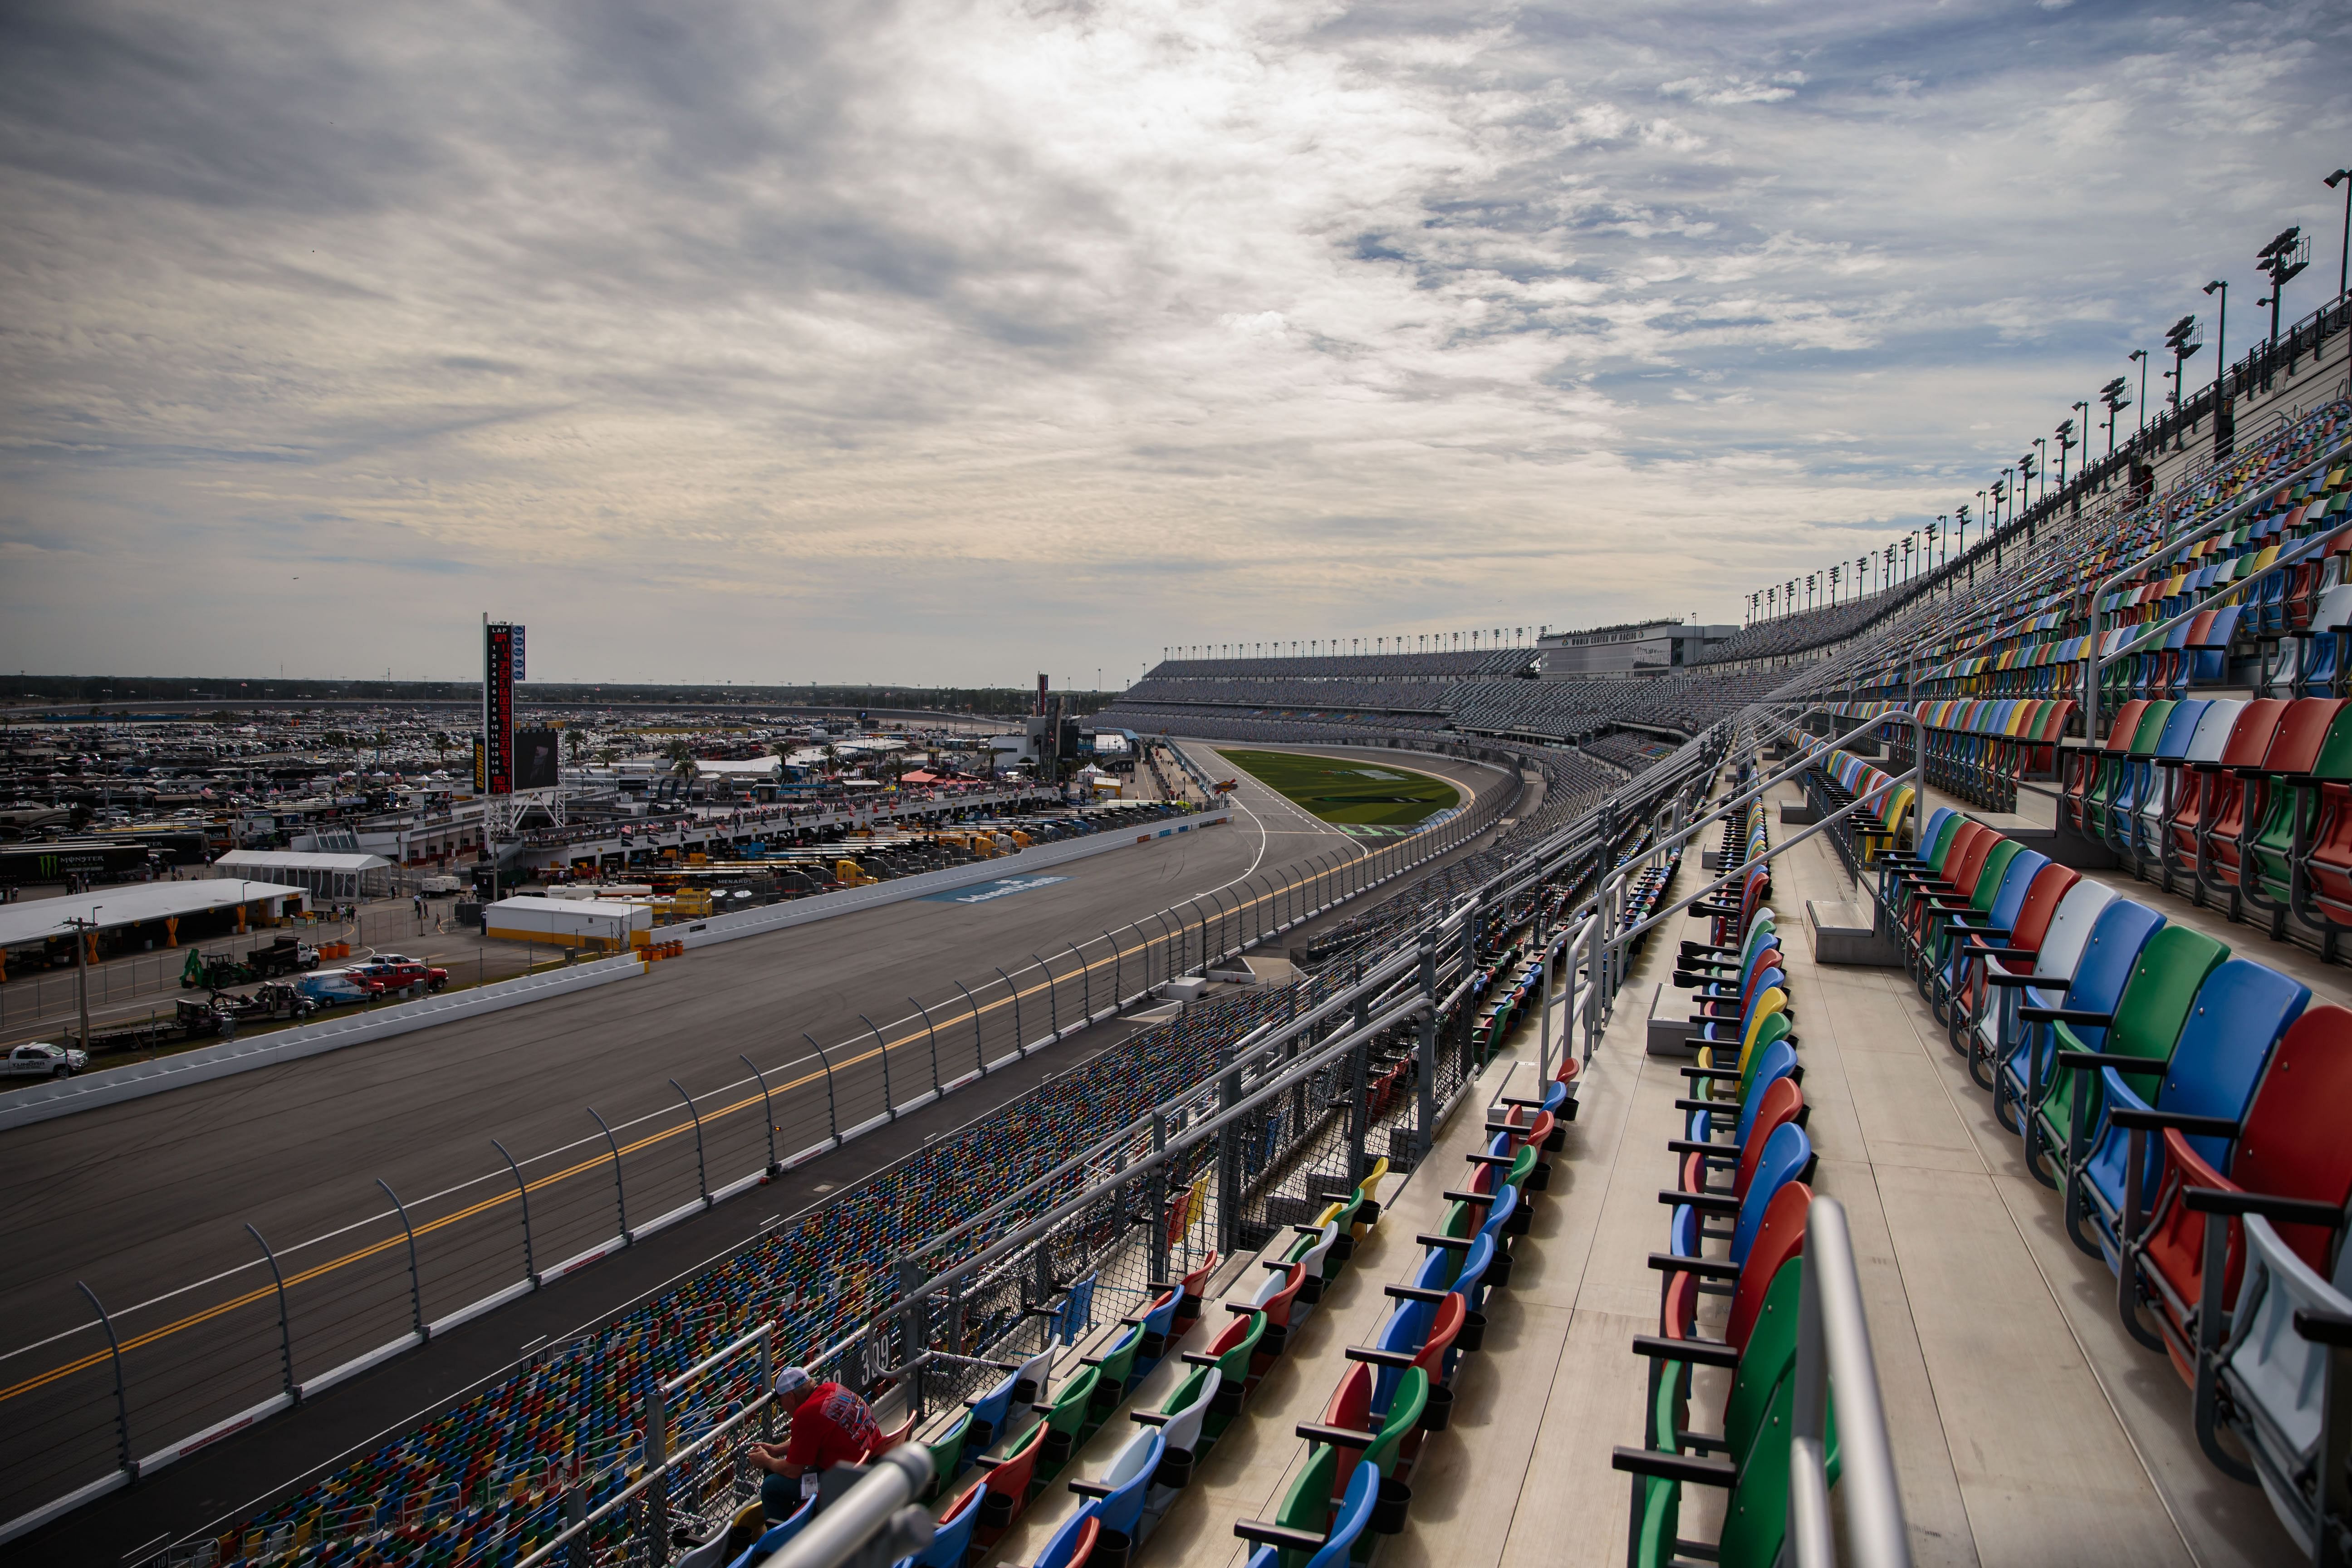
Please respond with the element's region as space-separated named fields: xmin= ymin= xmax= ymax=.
xmin=2070 ymin=402 xmax=2090 ymax=482
xmin=2031 ymin=437 xmax=2047 ymax=505
xmin=2127 ymin=349 xmax=2149 ymax=440
xmin=2202 ymin=278 xmax=2228 ymax=411
xmin=2329 ymin=170 xmax=2352 ymax=304
xmin=2256 ymin=226 xmax=2309 ymax=347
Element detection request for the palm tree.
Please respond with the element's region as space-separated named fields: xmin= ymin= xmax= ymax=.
xmin=667 ymin=739 xmax=700 ymax=782
xmin=431 ymin=730 xmax=452 ymax=766
xmin=566 ymin=729 xmax=589 ymax=764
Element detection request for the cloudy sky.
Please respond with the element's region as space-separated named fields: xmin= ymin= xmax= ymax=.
xmin=1 ymin=0 xmax=2346 ymax=688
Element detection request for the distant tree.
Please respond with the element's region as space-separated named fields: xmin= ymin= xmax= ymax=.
xmin=565 ymin=729 xmax=588 ymax=763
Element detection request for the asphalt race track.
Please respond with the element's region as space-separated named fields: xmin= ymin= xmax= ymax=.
xmin=0 ymin=743 xmax=1509 ymax=1550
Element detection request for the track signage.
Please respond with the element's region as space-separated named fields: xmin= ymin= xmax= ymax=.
xmin=921 ymin=875 xmax=1071 ymax=905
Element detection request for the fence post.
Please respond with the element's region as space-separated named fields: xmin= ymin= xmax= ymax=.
xmin=1215 ymin=1036 xmax=1240 ymax=1257
xmin=1104 ymin=930 xmax=1121 ymax=1010
xmin=1149 ymin=1110 xmax=1170 ymax=1286
xmin=1150 ymin=913 xmax=1173 ymax=989
xmin=642 ymin=1379 xmax=669 ymax=1560
xmin=804 ymin=1032 xmax=840 ymax=1145
xmin=589 ymin=1106 xmax=631 ymax=1239
xmin=564 ymin=1483 xmax=590 ymax=1568
xmin=1069 ymin=940 xmax=1089 ymax=1019
xmin=1350 ymin=990 xmax=1372 ymax=1182
xmin=738 ymin=1056 xmax=780 ymax=1175
xmin=75 ymin=1281 xmax=133 ymax=1475
xmin=669 ymin=1078 xmax=711 ymax=1201
xmin=995 ymin=966 xmax=1020 ymax=1054
xmin=376 ymin=1178 xmax=427 ymax=1339
xmin=909 ymin=999 xmax=942 ymax=1098
xmin=492 ymin=1138 xmax=539 ymax=1286
xmin=859 ymin=1015 xmax=894 ymax=1117
xmin=952 ymin=981 xmax=986 ymax=1078
xmin=245 ymin=1223 xmax=298 ymax=1398
xmin=1413 ymin=936 xmax=1437 ymax=1170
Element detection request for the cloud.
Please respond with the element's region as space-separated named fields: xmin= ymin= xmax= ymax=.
xmin=0 ymin=0 xmax=2347 ymax=684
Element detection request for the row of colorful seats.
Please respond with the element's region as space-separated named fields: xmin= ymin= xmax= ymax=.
xmin=1612 ymin=855 xmax=1833 ymax=1567
xmin=1231 ymin=1059 xmax=1573 ymax=1568
xmin=1007 ymin=1163 xmax=1391 ymax=1568
xmin=1891 ymin=803 xmax=2352 ymax=1557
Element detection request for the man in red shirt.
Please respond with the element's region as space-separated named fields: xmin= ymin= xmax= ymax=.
xmin=751 ymin=1366 xmax=880 ymax=1519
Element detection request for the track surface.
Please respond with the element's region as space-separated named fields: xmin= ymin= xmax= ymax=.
xmin=0 ymin=745 xmax=1504 ymax=1540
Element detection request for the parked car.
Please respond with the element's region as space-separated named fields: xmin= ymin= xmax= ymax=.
xmin=4 ymin=1042 xmax=89 ymax=1079
xmin=294 ymin=970 xmax=375 ymax=1007
xmin=348 ymin=956 xmax=450 ymax=994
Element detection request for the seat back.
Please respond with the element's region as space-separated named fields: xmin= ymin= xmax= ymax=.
xmin=1730 ymin=1124 xmax=1812 ymax=1265
xmin=2232 ymin=1004 xmax=2352 ymax=1273
xmin=1157 ymin=1368 xmax=1220 ymax=1455
xmin=2029 ymin=881 xmax=2120 ymax=985
xmin=2049 ymin=900 xmax=2167 ymax=1042
xmin=2147 ymin=960 xmax=2309 ymax=1165
xmin=1725 ymin=1182 xmax=1812 ymax=1352
xmin=2184 ymin=698 xmax=2246 ymax=762
xmin=2219 ymin=1215 xmax=2352 ymax=1546
xmin=2097 ymin=924 xmax=2231 ymax=1098
xmin=1733 ymin=1079 xmax=1805 ymax=1199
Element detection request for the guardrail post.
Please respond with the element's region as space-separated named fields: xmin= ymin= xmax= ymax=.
xmin=588 ymin=1106 xmax=632 ymax=1238
xmin=859 ymin=1015 xmax=895 ymax=1117
xmin=737 ymin=1056 xmax=780 ymax=1176
xmin=803 ymin=1032 xmax=840 ymax=1146
xmin=1032 ymin=954 xmax=1058 ymax=1039
xmin=1103 ymin=930 xmax=1121 ymax=1009
xmin=564 ymin=1482 xmax=590 ymax=1568
xmin=670 ymin=1078 xmax=711 ymax=1200
xmin=1151 ymin=912 xmax=1173 ymax=989
xmin=952 ymin=981 xmax=986 ymax=1078
xmin=245 ymin=1223 xmax=298 ymax=1399
xmin=76 ymin=1281 xmax=133 ymax=1475
xmin=376 ymin=1178 xmax=427 ymax=1339
xmin=1068 ymin=941 xmax=1090 ymax=1020
xmin=995 ymin=966 xmax=1020 ymax=1054
xmin=490 ymin=1138 xmax=540 ymax=1287
xmin=908 ymin=999 xmax=942 ymax=1098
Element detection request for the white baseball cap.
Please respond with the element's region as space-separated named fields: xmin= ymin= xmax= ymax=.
xmin=775 ymin=1365 xmax=815 ymax=1397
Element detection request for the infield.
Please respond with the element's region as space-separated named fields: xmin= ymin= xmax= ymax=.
xmin=1216 ymin=748 xmax=1460 ymax=826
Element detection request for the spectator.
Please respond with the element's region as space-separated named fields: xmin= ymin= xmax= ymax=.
xmin=748 ymin=1366 xmax=878 ymax=1520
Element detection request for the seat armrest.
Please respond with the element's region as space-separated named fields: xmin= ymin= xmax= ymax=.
xmin=2182 ymin=1187 xmax=2348 ymax=1227
xmin=1344 ymin=1346 xmax=1417 ymax=1367
xmin=1961 ymin=943 xmax=2036 ymax=959
xmin=1385 ymin=1284 xmax=1447 ymax=1303
xmin=1296 ymin=1422 xmax=1376 ymax=1450
xmin=1610 ymin=1447 xmax=1738 ymax=1487
xmin=1648 ymin=1252 xmax=1739 ymax=1279
xmin=1223 ymin=1302 xmax=1259 ymax=1317
xmin=1680 ymin=1065 xmax=1739 ymax=1080
xmin=2019 ymin=1007 xmax=2112 ymax=1027
xmin=1067 ymin=1481 xmax=1114 ymax=1499
xmin=1667 ymin=1140 xmax=1735 ymax=1159
xmin=1465 ymin=1153 xmax=1516 ymax=1167
xmin=2107 ymin=1107 xmax=2241 ymax=1136
xmin=1631 ymin=1334 xmax=1739 ymax=1369
xmin=1986 ymin=973 xmax=2069 ymax=990
xmin=1179 ymin=1352 xmax=1221 ymax=1367
xmin=1441 ymin=1190 xmax=1494 ymax=1205
xmin=2294 ymin=1308 xmax=2352 ymax=1347
xmin=1416 ymin=1231 xmax=1475 ymax=1250
xmin=1234 ymin=1522 xmax=1331 ymax=1551
xmin=1129 ymin=1410 xmax=1171 ymax=1426
xmin=1662 ymin=1189 xmax=1740 ymax=1215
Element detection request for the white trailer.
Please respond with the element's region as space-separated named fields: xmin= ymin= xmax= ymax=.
xmin=482 ymin=895 xmax=652 ymax=950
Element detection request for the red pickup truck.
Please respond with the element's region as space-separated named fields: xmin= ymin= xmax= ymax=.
xmin=349 ymin=955 xmax=451 ymax=994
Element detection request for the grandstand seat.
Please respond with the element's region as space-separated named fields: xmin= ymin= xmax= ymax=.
xmin=964 ymin=1348 xmax=1056 ymax=1455
xmin=2238 ymin=698 xmax=2350 ymax=926
xmin=972 ymin=1418 xmax=1051 ymax=1541
xmin=1172 ymin=1309 xmax=1268 ymax=1448
xmin=725 ymin=1495 xmax=816 ymax=1568
xmin=2197 ymin=1213 xmax=2352 ymax=1556
xmin=1235 ymin=1457 xmax=1381 ymax=1568
xmin=2024 ymin=919 xmax=2225 ymax=1218
xmin=2060 ymin=957 xmax=2309 ymax=1271
xmin=1065 ymin=1425 xmax=1164 ymax=1553
xmin=1990 ymin=892 xmax=2151 ymax=1160
xmin=1612 ymin=1251 xmax=1831 ymax=1568
xmin=2192 ymin=699 xmax=2290 ymax=908
xmin=1031 ymin=1505 xmax=1102 ymax=1568
xmin=905 ymin=1482 xmax=985 ymax=1568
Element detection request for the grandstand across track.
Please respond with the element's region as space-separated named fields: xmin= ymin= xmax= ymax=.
xmin=0 ymin=745 xmax=1511 ymax=1547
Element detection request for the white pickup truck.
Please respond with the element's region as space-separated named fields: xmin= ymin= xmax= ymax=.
xmin=3 ymin=1042 xmax=88 ymax=1079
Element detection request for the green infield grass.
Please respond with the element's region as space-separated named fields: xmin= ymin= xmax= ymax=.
xmin=1216 ymin=748 xmax=1460 ymax=826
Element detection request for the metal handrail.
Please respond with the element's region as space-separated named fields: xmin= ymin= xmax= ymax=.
xmin=1788 ymin=1196 xmax=1910 ymax=1568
